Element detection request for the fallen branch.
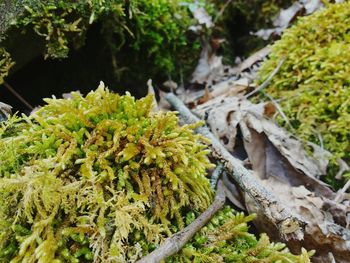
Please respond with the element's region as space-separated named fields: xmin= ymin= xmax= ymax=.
xmin=136 ymin=180 xmax=226 ymax=263
xmin=3 ymin=81 xmax=33 ymax=110
xmin=166 ymin=92 xmax=305 ymax=241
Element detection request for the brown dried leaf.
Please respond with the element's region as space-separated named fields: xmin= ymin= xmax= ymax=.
xmin=254 ymin=0 xmax=324 ymax=40
xmin=0 ymin=101 xmax=12 ymax=121
xmin=192 ymin=95 xmax=349 ymax=260
xmin=190 ymin=42 xmax=224 ymax=85
xmin=246 ymin=178 xmax=350 ymax=263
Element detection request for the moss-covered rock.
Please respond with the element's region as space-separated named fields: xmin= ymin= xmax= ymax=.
xmin=256 ymin=2 xmax=350 ymax=185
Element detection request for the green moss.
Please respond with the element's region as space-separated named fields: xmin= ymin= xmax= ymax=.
xmin=256 ymin=2 xmax=350 ymax=185
xmin=169 ymin=206 xmax=313 ymax=263
xmin=10 ymin=0 xmax=207 ymax=77
xmin=0 ymin=84 xmax=214 ymax=261
xmin=0 ymin=48 xmax=14 ymax=85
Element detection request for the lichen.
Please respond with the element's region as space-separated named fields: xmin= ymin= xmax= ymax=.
xmin=0 ymin=47 xmax=14 ymax=85
xmin=0 ymin=83 xmax=214 ymax=262
xmin=256 ymin=1 xmax=350 ymax=185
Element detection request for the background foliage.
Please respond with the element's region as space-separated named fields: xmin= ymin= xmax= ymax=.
xmin=1 ymin=0 xmax=211 ymax=84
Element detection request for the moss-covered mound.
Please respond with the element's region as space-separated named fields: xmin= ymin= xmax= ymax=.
xmin=0 ymin=84 xmax=214 ymax=261
xmin=257 ymin=2 xmax=350 ymax=184
xmin=0 ymin=85 xmax=313 ymax=262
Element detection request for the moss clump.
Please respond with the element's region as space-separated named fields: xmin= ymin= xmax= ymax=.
xmin=10 ymin=0 xmax=207 ymax=77
xmin=256 ymin=2 xmax=350 ymax=184
xmin=0 ymin=84 xmax=214 ymax=262
xmin=170 ymin=206 xmax=313 ymax=262
xmin=0 ymin=48 xmax=14 ymax=85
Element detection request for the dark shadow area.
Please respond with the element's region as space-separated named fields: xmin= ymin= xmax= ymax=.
xmin=1 ymin=23 xmax=150 ymax=113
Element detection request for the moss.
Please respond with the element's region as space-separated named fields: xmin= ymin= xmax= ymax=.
xmin=256 ymin=2 xmax=350 ymax=186
xmin=169 ymin=206 xmax=313 ymax=263
xmin=0 ymin=84 xmax=214 ymax=261
xmin=0 ymin=48 xmax=14 ymax=85
xmin=8 ymin=0 xmax=207 ymax=79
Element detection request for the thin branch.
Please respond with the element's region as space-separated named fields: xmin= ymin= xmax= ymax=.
xmin=210 ymin=162 xmax=224 ymax=188
xmin=262 ymin=91 xmax=294 ymax=132
xmin=136 ymin=180 xmax=226 ymax=263
xmin=213 ymin=0 xmax=233 ymax=23
xmin=3 ymin=81 xmax=33 ymax=110
xmin=334 ymin=179 xmax=350 ymax=203
xmin=166 ymin=92 xmax=305 ymax=241
xmin=245 ymin=57 xmax=285 ymax=99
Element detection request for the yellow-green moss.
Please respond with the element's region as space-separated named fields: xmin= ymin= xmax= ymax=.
xmin=0 ymin=84 xmax=214 ymax=261
xmin=0 ymin=48 xmax=14 ymax=85
xmin=0 ymin=85 xmax=314 ymax=262
xmin=169 ymin=206 xmax=313 ymax=263
xmin=257 ymin=2 xmax=350 ymax=184
xmin=13 ymin=0 xmax=208 ymax=76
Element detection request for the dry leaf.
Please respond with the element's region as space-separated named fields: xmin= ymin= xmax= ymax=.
xmin=192 ymin=95 xmax=350 ymax=261
xmin=245 ymin=178 xmax=350 ymax=263
xmin=191 ymin=6 xmax=213 ymax=28
xmin=147 ymin=79 xmax=159 ymax=112
xmin=254 ymin=0 xmax=324 ymax=40
xmin=0 ymin=101 xmax=12 ymax=121
xmin=190 ymin=42 xmax=224 ymax=85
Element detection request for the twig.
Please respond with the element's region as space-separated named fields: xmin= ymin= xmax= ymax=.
xmin=136 ymin=180 xmax=226 ymax=263
xmin=237 ymin=46 xmax=271 ymax=73
xmin=335 ymin=158 xmax=350 ymax=180
xmin=222 ymin=173 xmax=246 ymax=210
xmin=244 ymin=57 xmax=285 ymax=99
xmin=214 ymin=0 xmax=233 ymax=23
xmin=334 ymin=179 xmax=350 ymax=203
xmin=166 ymin=92 xmax=305 ymax=241
xmin=3 ymin=81 xmax=33 ymax=110
xmin=210 ymin=163 xmax=224 ymax=189
xmin=261 ymin=91 xmax=294 ymax=132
